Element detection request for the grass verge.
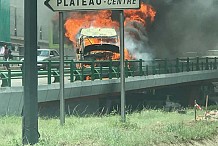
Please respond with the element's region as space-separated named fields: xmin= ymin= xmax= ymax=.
xmin=0 ymin=109 xmax=218 ymax=146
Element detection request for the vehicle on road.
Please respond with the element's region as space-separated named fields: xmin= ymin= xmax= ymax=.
xmin=179 ymin=52 xmax=199 ymax=63
xmin=75 ymin=28 xmax=119 ymax=66
xmin=203 ymin=50 xmax=218 ymax=58
xmin=20 ymin=49 xmax=60 ymax=70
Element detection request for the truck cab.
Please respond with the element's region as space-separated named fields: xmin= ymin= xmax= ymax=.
xmin=76 ymin=28 xmax=119 ymax=62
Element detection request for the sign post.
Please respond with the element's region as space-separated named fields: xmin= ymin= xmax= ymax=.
xmin=59 ymin=11 xmax=65 ymax=125
xmin=119 ymin=10 xmax=125 ymax=122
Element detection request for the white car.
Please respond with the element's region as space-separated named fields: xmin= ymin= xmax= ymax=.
xmin=203 ymin=50 xmax=218 ymax=58
xmin=20 ymin=49 xmax=60 ymax=70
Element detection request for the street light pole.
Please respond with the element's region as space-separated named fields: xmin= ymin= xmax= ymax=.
xmin=10 ymin=5 xmax=17 ymax=36
xmin=14 ymin=6 xmax=17 ymax=36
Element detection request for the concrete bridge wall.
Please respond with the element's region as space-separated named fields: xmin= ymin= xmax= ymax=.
xmin=0 ymin=70 xmax=218 ymax=116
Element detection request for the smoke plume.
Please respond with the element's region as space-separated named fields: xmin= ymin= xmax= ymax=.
xmin=145 ymin=0 xmax=218 ymax=58
xmin=124 ymin=21 xmax=154 ymax=60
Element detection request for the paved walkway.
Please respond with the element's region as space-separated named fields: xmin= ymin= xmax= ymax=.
xmin=0 ymin=75 xmax=72 ymax=87
xmin=0 ymin=65 xmax=72 ymax=87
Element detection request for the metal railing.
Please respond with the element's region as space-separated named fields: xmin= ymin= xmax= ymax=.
xmin=0 ymin=55 xmax=74 ymax=61
xmin=0 ymin=57 xmax=217 ymax=87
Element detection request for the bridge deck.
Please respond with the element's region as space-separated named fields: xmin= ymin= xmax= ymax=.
xmin=0 ymin=70 xmax=218 ymax=116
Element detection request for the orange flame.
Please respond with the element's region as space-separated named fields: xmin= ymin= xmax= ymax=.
xmin=112 ymin=49 xmax=133 ymax=60
xmin=65 ymin=2 xmax=155 ymax=45
xmin=124 ymin=3 xmax=156 ymax=26
xmin=64 ymin=2 xmax=156 ymax=60
xmin=65 ymin=10 xmax=119 ymax=45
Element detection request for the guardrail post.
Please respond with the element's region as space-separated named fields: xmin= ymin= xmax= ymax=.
xmin=70 ymin=60 xmax=74 ymax=82
xmin=125 ymin=60 xmax=128 ymax=77
xmin=146 ymin=65 xmax=148 ymax=75
xmin=152 ymin=60 xmax=156 ymax=75
xmin=196 ymin=57 xmax=200 ymax=71
xmin=214 ymin=57 xmax=217 ymax=69
xmin=22 ymin=67 xmax=24 ymax=86
xmin=176 ymin=58 xmax=179 ymax=73
xmin=181 ymin=62 xmax=184 ymax=72
xmin=210 ymin=62 xmax=212 ymax=70
xmin=117 ymin=66 xmax=120 ymax=78
xmin=100 ymin=65 xmax=103 ymax=80
xmin=91 ymin=60 xmax=95 ymax=81
xmin=109 ymin=59 xmax=112 ymax=79
xmin=157 ymin=64 xmax=160 ymax=74
xmin=8 ymin=69 xmax=11 ymax=87
xmin=201 ymin=62 xmax=204 ymax=70
xmin=139 ymin=59 xmax=143 ymax=76
xmin=48 ymin=60 xmax=51 ymax=84
xmin=186 ymin=57 xmax=190 ymax=72
xmin=205 ymin=57 xmax=209 ymax=70
xmin=81 ymin=65 xmax=84 ymax=81
xmin=164 ymin=58 xmax=168 ymax=73
xmin=170 ymin=63 xmax=173 ymax=73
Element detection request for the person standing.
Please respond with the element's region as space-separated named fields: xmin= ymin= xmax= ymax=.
xmin=3 ymin=45 xmax=11 ymax=70
xmin=0 ymin=45 xmax=5 ymax=54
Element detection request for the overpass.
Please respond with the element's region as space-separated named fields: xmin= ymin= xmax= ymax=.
xmin=0 ymin=57 xmax=218 ymax=116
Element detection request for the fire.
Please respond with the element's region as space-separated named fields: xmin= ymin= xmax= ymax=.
xmin=124 ymin=3 xmax=156 ymax=26
xmin=64 ymin=2 xmax=156 ymax=60
xmin=112 ymin=49 xmax=133 ymax=60
xmin=84 ymin=38 xmax=101 ymax=46
xmin=65 ymin=10 xmax=119 ymax=45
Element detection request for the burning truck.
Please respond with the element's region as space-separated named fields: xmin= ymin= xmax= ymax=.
xmin=75 ymin=27 xmax=123 ymax=69
xmin=73 ymin=27 xmax=137 ymax=80
xmin=75 ymin=27 xmax=119 ymax=62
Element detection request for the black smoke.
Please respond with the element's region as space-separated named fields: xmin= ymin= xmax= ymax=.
xmin=145 ymin=0 xmax=218 ymax=58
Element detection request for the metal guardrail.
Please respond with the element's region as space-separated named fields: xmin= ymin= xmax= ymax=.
xmin=0 ymin=57 xmax=217 ymax=87
xmin=0 ymin=55 xmax=74 ymax=61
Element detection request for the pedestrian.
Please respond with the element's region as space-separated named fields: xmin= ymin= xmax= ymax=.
xmin=0 ymin=45 xmax=5 ymax=54
xmin=0 ymin=45 xmax=6 ymax=69
xmin=3 ymin=45 xmax=11 ymax=70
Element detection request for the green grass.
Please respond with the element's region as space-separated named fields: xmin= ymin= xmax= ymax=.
xmin=0 ymin=109 xmax=218 ymax=146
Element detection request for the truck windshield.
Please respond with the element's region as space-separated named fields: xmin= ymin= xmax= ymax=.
xmin=83 ymin=37 xmax=117 ymax=46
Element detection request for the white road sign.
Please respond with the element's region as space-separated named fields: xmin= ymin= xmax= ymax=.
xmin=44 ymin=0 xmax=140 ymax=11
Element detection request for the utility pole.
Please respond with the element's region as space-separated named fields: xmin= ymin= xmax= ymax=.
xmin=22 ymin=0 xmax=39 ymax=145
xmin=14 ymin=6 xmax=17 ymax=36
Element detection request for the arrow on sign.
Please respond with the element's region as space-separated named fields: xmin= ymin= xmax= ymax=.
xmin=44 ymin=0 xmax=54 ymax=11
xmin=44 ymin=0 xmax=140 ymax=11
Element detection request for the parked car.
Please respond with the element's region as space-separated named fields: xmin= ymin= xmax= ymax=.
xmin=203 ymin=50 xmax=218 ymax=58
xmin=179 ymin=52 xmax=199 ymax=62
xmin=20 ymin=49 xmax=60 ymax=70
